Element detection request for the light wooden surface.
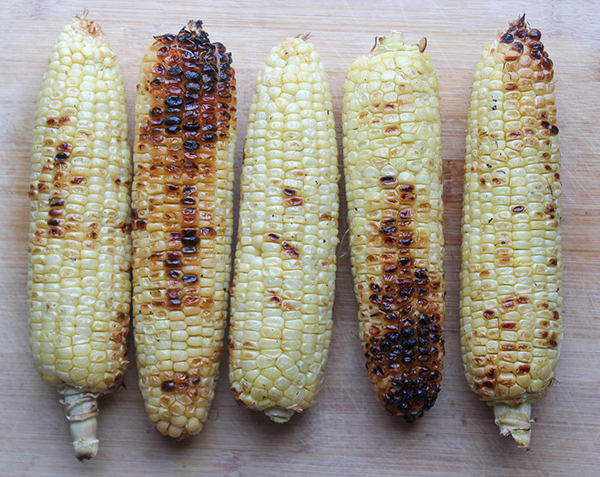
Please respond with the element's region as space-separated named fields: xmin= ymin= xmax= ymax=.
xmin=2 ymin=0 xmax=599 ymax=475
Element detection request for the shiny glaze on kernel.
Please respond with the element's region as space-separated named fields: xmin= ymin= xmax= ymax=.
xmin=132 ymin=21 xmax=236 ymax=438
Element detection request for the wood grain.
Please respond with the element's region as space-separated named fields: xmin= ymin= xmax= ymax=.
xmin=2 ymin=0 xmax=599 ymax=475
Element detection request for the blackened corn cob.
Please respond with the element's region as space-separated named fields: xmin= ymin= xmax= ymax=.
xmin=460 ymin=15 xmax=562 ymax=449
xmin=132 ymin=21 xmax=236 ymax=438
xmin=28 ymin=16 xmax=132 ymax=460
xmin=342 ymin=33 xmax=445 ymax=422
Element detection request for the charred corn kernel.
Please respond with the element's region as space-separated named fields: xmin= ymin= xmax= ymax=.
xmin=132 ymin=21 xmax=237 ymax=439
xmin=343 ymin=33 xmax=445 ymax=422
xmin=229 ymin=36 xmax=339 ymax=423
xmin=28 ymin=16 xmax=131 ymax=461
xmin=460 ymin=15 xmax=562 ymax=449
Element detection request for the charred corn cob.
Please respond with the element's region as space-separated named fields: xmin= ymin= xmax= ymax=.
xmin=28 ymin=16 xmax=131 ymax=460
xmin=342 ymin=33 xmax=445 ymax=421
xmin=229 ymin=37 xmax=339 ymax=423
xmin=460 ymin=15 xmax=562 ymax=449
xmin=132 ymin=21 xmax=236 ymax=438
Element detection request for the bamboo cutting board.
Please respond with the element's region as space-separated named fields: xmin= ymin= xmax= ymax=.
xmin=2 ymin=1 xmax=599 ymax=475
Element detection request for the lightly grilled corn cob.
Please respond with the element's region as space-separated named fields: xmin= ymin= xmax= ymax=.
xmin=342 ymin=33 xmax=445 ymax=422
xmin=28 ymin=16 xmax=131 ymax=460
xmin=132 ymin=21 xmax=237 ymax=438
xmin=228 ymin=36 xmax=339 ymax=423
xmin=460 ymin=15 xmax=562 ymax=449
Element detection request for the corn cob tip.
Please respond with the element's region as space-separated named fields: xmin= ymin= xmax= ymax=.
xmin=372 ymin=32 xmax=427 ymax=54
xmin=264 ymin=408 xmax=296 ymax=423
xmin=493 ymin=402 xmax=532 ymax=450
xmin=58 ymin=385 xmax=100 ymax=460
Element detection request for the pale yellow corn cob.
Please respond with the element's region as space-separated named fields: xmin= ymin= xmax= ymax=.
xmin=460 ymin=15 xmax=562 ymax=449
xmin=343 ymin=33 xmax=445 ymax=421
xmin=228 ymin=36 xmax=339 ymax=423
xmin=28 ymin=16 xmax=131 ymax=460
xmin=132 ymin=21 xmax=236 ymax=438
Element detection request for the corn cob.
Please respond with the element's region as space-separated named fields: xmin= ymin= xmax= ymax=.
xmin=28 ymin=16 xmax=131 ymax=460
xmin=132 ymin=21 xmax=236 ymax=438
xmin=342 ymin=33 xmax=445 ymax=422
xmin=228 ymin=36 xmax=339 ymax=423
xmin=460 ymin=15 xmax=562 ymax=449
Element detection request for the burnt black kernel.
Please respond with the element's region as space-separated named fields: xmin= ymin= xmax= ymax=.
xmin=161 ymin=381 xmax=175 ymax=392
xmin=182 ymin=274 xmax=198 ymax=284
xmin=166 ymin=126 xmax=180 ymax=135
xmin=161 ymin=34 xmax=175 ymax=43
xmin=184 ymin=70 xmax=201 ymax=81
xmin=218 ymin=71 xmax=231 ymax=82
xmin=151 ymin=77 xmax=163 ymax=86
xmin=529 ymin=29 xmax=542 ymax=40
xmin=182 ymin=235 xmax=200 ymax=246
xmin=185 ymin=101 xmax=199 ymax=111
xmin=184 ymin=140 xmax=199 ymax=150
xmin=202 ymin=133 xmax=218 ymax=143
xmin=181 ymin=197 xmax=195 ymax=205
xmin=150 ymin=107 xmax=163 ymax=116
xmin=549 ymin=125 xmax=559 ymax=135
xmin=500 ymin=33 xmax=514 ymax=43
xmin=419 ymin=338 xmax=430 ymax=346
xmin=186 ymin=82 xmax=200 ymax=92
xmin=202 ymin=84 xmax=215 ymax=94
xmin=515 ymin=29 xmax=528 ymax=39
xmin=202 ymin=124 xmax=218 ymax=132
xmin=401 ymin=328 xmax=415 ymax=338
xmin=380 ymin=340 xmax=390 ymax=351
xmin=165 ymin=259 xmax=181 ymax=268
xmin=415 ymin=269 xmax=427 ymax=279
xmin=55 ymin=152 xmax=69 ymax=160
xmin=183 ymin=122 xmax=200 ymax=131
xmin=202 ymin=64 xmax=218 ymax=74
xmin=399 ymin=257 xmax=412 ymax=266
xmin=387 ymin=332 xmax=400 ymax=343
xmin=218 ymin=52 xmax=229 ymax=62
xmin=417 ymin=327 xmax=430 ymax=337
xmin=177 ymin=29 xmax=193 ymax=42
xmin=530 ymin=49 xmax=542 ymax=59
xmin=419 ymin=315 xmax=430 ymax=325
xmin=399 ymin=287 xmax=414 ymax=296
xmin=182 ymin=49 xmax=199 ymax=60
xmin=402 ymin=356 xmax=414 ymax=364
xmin=168 ymin=270 xmax=180 ymax=279
xmin=202 ymin=73 xmax=216 ymax=84
xmin=400 ymin=238 xmax=413 ymax=246
xmin=404 ymin=338 xmax=416 ymax=349
xmin=512 ymin=42 xmax=524 ymax=52
xmin=165 ymin=116 xmax=181 ymax=126
xmin=379 ymin=225 xmax=397 ymax=234
xmin=221 ymin=62 xmax=231 ymax=71
xmin=530 ymin=41 xmax=544 ymax=51
xmin=204 ymin=54 xmax=216 ymax=63
xmin=167 ymin=65 xmax=183 ymax=76
xmin=387 ymin=352 xmax=400 ymax=361
xmin=165 ymin=96 xmax=183 ymax=107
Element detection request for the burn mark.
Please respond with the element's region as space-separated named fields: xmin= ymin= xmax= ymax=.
xmin=161 ymin=381 xmax=175 ymax=392
xmin=282 ymin=242 xmax=300 ymax=259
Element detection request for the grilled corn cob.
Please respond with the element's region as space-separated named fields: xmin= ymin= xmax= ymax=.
xmin=460 ymin=15 xmax=562 ymax=449
xmin=342 ymin=33 xmax=445 ymax=421
xmin=28 ymin=16 xmax=131 ymax=460
xmin=228 ymin=36 xmax=339 ymax=423
xmin=132 ymin=21 xmax=236 ymax=438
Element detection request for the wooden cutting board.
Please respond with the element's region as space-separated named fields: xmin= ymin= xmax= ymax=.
xmin=2 ymin=0 xmax=599 ymax=475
